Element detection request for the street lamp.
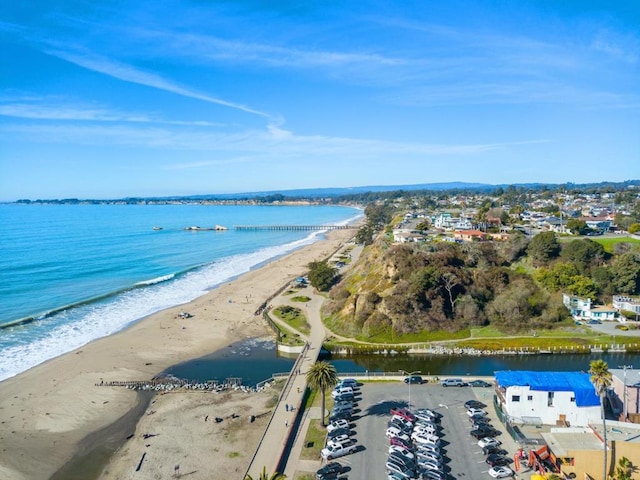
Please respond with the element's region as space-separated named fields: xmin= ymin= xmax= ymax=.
xmin=402 ymin=370 xmax=422 ymax=410
xmin=619 ymin=365 xmax=633 ymax=420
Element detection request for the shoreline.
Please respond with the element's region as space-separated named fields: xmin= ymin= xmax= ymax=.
xmin=0 ymin=228 xmax=356 ymax=480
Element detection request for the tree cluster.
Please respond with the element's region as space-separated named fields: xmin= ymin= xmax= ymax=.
xmin=325 ymin=228 xmax=640 ymax=338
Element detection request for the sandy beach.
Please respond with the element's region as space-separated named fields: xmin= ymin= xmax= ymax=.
xmin=0 ymin=228 xmax=356 ymax=480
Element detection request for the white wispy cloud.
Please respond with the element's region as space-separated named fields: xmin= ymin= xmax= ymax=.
xmin=0 ymin=121 xmax=549 ymax=160
xmin=43 ymin=47 xmax=274 ymax=120
xmin=0 ymin=97 xmax=224 ymax=127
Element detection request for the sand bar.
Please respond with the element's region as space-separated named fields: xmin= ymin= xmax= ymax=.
xmin=0 ymin=228 xmax=356 ymax=480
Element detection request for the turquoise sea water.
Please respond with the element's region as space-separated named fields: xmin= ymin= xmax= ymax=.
xmin=0 ymin=203 xmax=361 ymax=381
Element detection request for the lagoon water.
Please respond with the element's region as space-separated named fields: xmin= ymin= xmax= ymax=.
xmin=0 ymin=203 xmax=361 ymax=381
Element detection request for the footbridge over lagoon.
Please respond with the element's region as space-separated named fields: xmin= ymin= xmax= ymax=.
xmin=234 ymin=224 xmax=356 ymax=231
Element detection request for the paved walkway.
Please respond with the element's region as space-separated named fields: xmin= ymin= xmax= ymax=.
xmin=245 ymin=243 xmax=361 ymax=479
xmin=244 ymin=291 xmax=330 ymax=479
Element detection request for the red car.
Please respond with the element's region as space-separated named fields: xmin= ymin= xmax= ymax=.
xmin=390 ymin=408 xmax=416 ymax=422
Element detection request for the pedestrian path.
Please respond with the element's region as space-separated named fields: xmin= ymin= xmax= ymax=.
xmin=244 ymin=292 xmax=327 ymax=479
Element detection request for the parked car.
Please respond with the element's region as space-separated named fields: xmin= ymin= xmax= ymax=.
xmin=390 ymin=414 xmax=414 ymax=428
xmin=387 ymin=426 xmax=411 ymax=438
xmin=469 ymin=413 xmax=491 ymax=423
xmin=468 ymin=379 xmax=492 ymax=387
xmin=389 ymin=435 xmax=413 ymax=450
xmin=333 ymin=393 xmax=356 ymax=403
xmin=389 ymin=444 xmax=415 ymax=460
xmin=316 ymin=462 xmax=344 ymax=479
xmin=483 ymin=445 xmax=508 ymax=456
xmin=386 ymin=461 xmax=414 ymax=480
xmin=488 ymin=466 xmax=514 ymax=478
xmin=466 ymin=408 xmax=487 ymax=417
xmin=486 ymin=454 xmax=511 ymax=467
xmin=389 ymin=452 xmax=417 ymax=470
xmin=321 ymin=442 xmax=357 ymax=460
xmin=390 ymin=408 xmax=417 ymax=422
xmin=416 ymin=408 xmax=440 ymax=419
xmin=478 ymin=437 xmax=502 ymax=448
xmin=328 ymin=411 xmax=351 ymax=423
xmin=464 ymin=400 xmax=486 ymax=409
xmin=331 ymin=386 xmax=353 ymax=398
xmin=337 ymin=378 xmax=358 ymax=388
xmin=326 ymin=419 xmax=349 ymax=432
xmin=328 ymin=428 xmax=350 ymax=440
xmin=404 ymin=375 xmax=424 ymax=384
xmin=326 ymin=437 xmax=354 ymax=449
xmin=470 ymin=427 xmax=499 ymax=439
xmin=419 ymin=470 xmax=446 ymax=480
xmin=440 ymin=377 xmax=467 ymax=387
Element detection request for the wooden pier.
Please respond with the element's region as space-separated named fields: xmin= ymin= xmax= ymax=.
xmin=234 ymin=225 xmax=355 ymax=231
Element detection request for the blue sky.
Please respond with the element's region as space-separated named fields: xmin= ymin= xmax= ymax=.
xmin=1 ymin=0 xmax=638 ymax=200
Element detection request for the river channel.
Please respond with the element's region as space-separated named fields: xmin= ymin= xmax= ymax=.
xmin=165 ymin=337 xmax=640 ymax=386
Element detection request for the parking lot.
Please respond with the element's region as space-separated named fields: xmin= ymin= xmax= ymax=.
xmin=323 ymin=381 xmax=520 ymax=480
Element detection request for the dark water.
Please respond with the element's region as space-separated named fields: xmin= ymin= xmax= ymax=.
xmin=328 ymin=351 xmax=640 ymax=376
xmin=164 ymin=337 xmax=297 ymax=386
xmin=162 ymin=337 xmax=640 ymax=386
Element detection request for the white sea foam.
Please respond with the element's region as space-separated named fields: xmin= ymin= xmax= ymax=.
xmin=0 ymin=230 xmax=328 ymax=382
xmin=135 ymin=273 xmax=176 ymax=286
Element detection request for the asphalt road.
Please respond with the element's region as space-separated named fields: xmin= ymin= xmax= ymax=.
xmin=328 ymin=381 xmax=519 ymax=480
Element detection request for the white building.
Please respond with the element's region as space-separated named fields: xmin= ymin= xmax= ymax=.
xmin=495 ymin=371 xmax=601 ymax=428
xmin=563 ymin=294 xmax=592 ymax=319
xmin=613 ymin=295 xmax=640 ymax=318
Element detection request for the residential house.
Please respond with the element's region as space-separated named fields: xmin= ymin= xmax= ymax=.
xmin=494 ymin=370 xmax=601 ymax=427
xmin=453 ymin=230 xmax=487 ymax=242
xmin=563 ymin=294 xmax=592 ymax=320
xmin=562 ymin=293 xmax=617 ymax=321
xmin=613 ymin=296 xmax=640 ymax=318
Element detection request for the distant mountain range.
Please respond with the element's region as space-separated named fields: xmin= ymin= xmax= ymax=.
xmin=14 ymin=180 xmax=639 ymax=203
xmin=186 ymin=181 xmax=494 ymax=199
xmin=175 ymin=180 xmax=638 ymax=200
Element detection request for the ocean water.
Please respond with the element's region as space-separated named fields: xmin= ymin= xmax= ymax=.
xmin=0 ymin=203 xmax=361 ymax=381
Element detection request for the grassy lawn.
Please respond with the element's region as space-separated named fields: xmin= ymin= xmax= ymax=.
xmin=272 ymin=305 xmax=311 ymax=336
xmin=591 ymin=236 xmax=640 ymax=253
xmin=291 ymin=295 xmax=311 ymax=303
xmin=300 ymin=419 xmax=326 ymax=460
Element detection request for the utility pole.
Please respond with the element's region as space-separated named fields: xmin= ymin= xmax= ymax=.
xmin=619 ymin=365 xmax=633 ymax=421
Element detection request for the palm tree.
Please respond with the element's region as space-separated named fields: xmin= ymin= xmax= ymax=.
xmin=589 ymin=359 xmax=612 ymax=480
xmin=244 ymin=466 xmax=286 ymax=480
xmin=612 ymin=456 xmax=634 ymax=480
xmin=306 ymin=361 xmax=339 ymax=426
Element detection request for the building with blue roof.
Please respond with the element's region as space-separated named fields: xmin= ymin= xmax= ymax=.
xmin=495 ymin=371 xmax=601 ymax=427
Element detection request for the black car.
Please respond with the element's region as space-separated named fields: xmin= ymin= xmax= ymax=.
xmin=470 ymin=427 xmax=499 ymax=439
xmin=469 ymin=379 xmax=492 ymax=388
xmin=404 ymin=375 xmax=424 ymax=384
xmin=329 ymin=411 xmax=351 ymax=423
xmin=483 ymin=445 xmax=508 ymax=456
xmin=471 ymin=419 xmax=493 ymax=430
xmin=464 ymin=400 xmax=486 ymax=409
xmin=486 ymin=454 xmax=511 ymax=467
xmin=470 ymin=415 xmax=491 ymax=425
xmin=328 ymin=427 xmax=350 ymax=438
xmin=316 ymin=461 xmax=344 ymax=479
